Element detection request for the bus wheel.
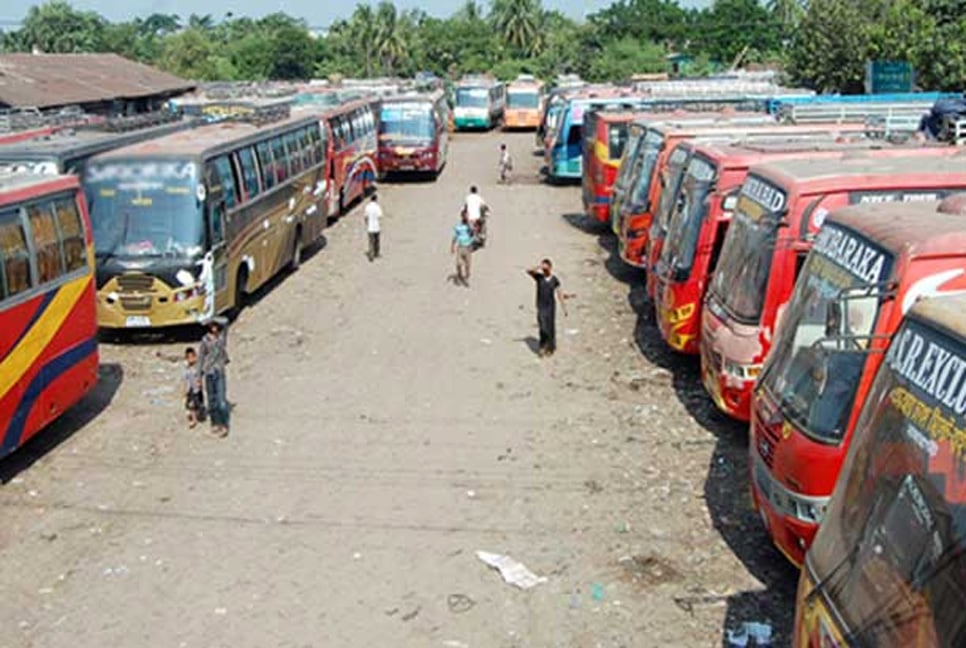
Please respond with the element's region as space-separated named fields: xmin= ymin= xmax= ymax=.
xmin=232 ymin=268 xmax=248 ymax=320
xmin=289 ymin=228 xmax=302 ymax=271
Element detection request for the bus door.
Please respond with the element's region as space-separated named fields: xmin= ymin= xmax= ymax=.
xmin=203 ymin=164 xmax=231 ymax=316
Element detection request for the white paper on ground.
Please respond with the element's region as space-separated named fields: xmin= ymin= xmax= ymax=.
xmin=476 ymin=551 xmax=547 ymax=589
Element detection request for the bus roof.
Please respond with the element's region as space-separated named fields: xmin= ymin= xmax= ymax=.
xmin=92 ymin=114 xmax=319 ymax=162
xmin=753 ymin=151 xmax=966 ymax=188
xmin=507 ymin=78 xmax=543 ymax=90
xmin=0 ymin=119 xmax=199 ymax=163
xmin=691 ymin=137 xmax=930 ymax=169
xmin=829 ymin=198 xmax=966 ymax=261
xmin=908 ymin=292 xmax=966 ymax=340
xmin=379 ymin=89 xmax=445 ymax=105
xmin=0 ymin=172 xmax=78 ymax=207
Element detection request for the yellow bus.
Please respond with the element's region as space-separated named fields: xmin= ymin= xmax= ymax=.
xmin=85 ymin=114 xmax=328 ymax=329
xmin=504 ymin=75 xmax=545 ymax=131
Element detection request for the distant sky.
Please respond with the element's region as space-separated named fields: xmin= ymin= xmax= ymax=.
xmin=5 ymin=0 xmax=713 ymax=28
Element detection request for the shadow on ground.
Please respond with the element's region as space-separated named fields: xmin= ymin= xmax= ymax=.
xmin=0 ymin=363 xmax=123 ymax=484
xmin=562 ymin=212 xmax=798 ymax=646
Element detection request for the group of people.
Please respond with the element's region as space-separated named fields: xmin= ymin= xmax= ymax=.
xmin=183 ymin=317 xmax=231 ymax=437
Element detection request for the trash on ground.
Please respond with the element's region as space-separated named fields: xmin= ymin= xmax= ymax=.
xmin=466 ymin=490 xmax=477 ymax=499
xmin=442 ymin=641 xmax=469 ymax=648
xmin=590 ymin=582 xmax=605 ymax=602
xmin=401 ymin=606 xmax=421 ymax=622
xmin=672 ymin=593 xmax=728 ymax=615
xmin=447 ymin=593 xmax=476 ymax=614
xmin=476 ymin=551 xmax=547 ymax=589
xmin=726 ymin=621 xmax=773 ymax=647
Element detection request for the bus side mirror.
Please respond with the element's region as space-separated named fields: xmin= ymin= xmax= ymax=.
xmin=722 ymin=195 xmax=737 ymax=212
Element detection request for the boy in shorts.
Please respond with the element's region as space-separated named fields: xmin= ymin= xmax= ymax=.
xmin=183 ymin=347 xmax=204 ymax=428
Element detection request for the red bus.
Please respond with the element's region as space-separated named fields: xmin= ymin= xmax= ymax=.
xmin=752 ymin=197 xmax=966 ymax=566
xmin=376 ymin=90 xmax=450 ymax=179
xmin=0 ymin=173 xmax=98 ymax=457
xmin=582 ymin=109 xmax=641 ymax=223
xmin=653 ymin=138 xmax=945 ymax=355
xmin=299 ymin=99 xmax=378 ymax=218
xmin=701 ymin=153 xmax=966 ymax=423
xmin=794 ymin=292 xmax=966 ymax=646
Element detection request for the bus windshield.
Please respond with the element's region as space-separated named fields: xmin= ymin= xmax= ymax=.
xmin=607 ymin=124 xmax=628 ymax=160
xmin=709 ymin=177 xmax=787 ymax=322
xmin=379 ymin=103 xmax=435 ymax=143
xmin=761 ymin=224 xmax=893 ymax=442
xmin=614 ymin=131 xmax=645 ymax=191
xmin=809 ymin=316 xmax=966 ymax=646
xmin=660 ymin=158 xmax=717 ymax=276
xmin=650 ymin=147 xmax=691 ymax=230
xmin=456 ymin=88 xmax=489 ymax=109
xmin=508 ymin=91 xmax=539 ymax=109
xmin=85 ymin=158 xmax=204 ymax=258
xmin=626 ymin=131 xmax=664 ymax=208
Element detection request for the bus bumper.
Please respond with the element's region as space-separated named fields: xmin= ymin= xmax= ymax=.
xmin=455 ymin=117 xmax=490 ymax=130
xmin=97 ymin=275 xmax=209 ymax=329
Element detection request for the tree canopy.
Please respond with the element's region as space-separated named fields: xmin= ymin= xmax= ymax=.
xmin=1 ymin=0 xmax=962 ymax=91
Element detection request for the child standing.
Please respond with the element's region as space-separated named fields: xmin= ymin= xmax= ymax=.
xmin=183 ymin=347 xmax=204 ymax=428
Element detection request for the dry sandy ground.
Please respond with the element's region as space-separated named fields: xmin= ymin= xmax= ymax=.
xmin=0 ymin=132 xmax=796 ymax=647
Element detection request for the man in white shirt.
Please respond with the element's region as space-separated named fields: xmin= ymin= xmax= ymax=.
xmin=462 ymin=185 xmax=489 ymax=247
xmin=364 ymin=194 xmax=383 ymax=261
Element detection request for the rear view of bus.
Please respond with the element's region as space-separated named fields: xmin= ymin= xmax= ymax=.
xmin=0 ymin=173 xmax=98 ymax=458
xmin=504 ymin=76 xmax=544 ymax=131
xmin=582 ymin=109 xmax=636 ymax=223
xmin=795 ymin=294 xmax=966 ymax=647
xmin=454 ymin=76 xmax=505 ymax=131
xmin=377 ymin=91 xmax=450 ymax=179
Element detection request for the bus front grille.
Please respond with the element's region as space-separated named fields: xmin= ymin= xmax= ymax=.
xmin=117 ymin=273 xmax=155 ymax=292
xmin=119 ymin=295 xmax=152 ymax=311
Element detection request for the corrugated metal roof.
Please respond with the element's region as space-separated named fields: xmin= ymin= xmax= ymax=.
xmin=0 ymin=53 xmax=195 ymax=109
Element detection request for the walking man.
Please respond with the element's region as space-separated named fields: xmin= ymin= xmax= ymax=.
xmin=526 ymin=259 xmax=570 ymax=356
xmin=498 ymin=143 xmax=513 ymax=184
xmin=198 ymin=316 xmax=230 ymax=437
xmin=462 ymin=185 xmax=489 ymax=242
xmin=365 ymin=194 xmax=383 ymax=261
xmin=452 ymin=212 xmax=475 ymax=287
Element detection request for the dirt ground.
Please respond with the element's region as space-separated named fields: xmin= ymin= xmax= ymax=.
xmin=0 ymin=132 xmax=797 ymax=647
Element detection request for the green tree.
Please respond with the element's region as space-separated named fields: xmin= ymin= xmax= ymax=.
xmin=373 ymin=2 xmax=411 ymax=74
xmin=693 ymin=0 xmax=782 ymax=66
xmin=787 ymin=0 xmax=877 ymax=93
xmin=587 ymin=38 xmax=667 ymax=82
xmin=158 ymin=27 xmax=217 ymax=80
xmin=17 ymin=0 xmax=106 ymax=53
xmin=490 ymin=0 xmax=543 ymax=56
xmin=588 ymin=0 xmax=689 ymax=47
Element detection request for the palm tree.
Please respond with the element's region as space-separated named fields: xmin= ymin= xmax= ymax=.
xmin=348 ymin=4 xmax=377 ymax=77
xmin=490 ymin=0 xmax=543 ymax=56
xmin=374 ymin=2 xmax=409 ymax=74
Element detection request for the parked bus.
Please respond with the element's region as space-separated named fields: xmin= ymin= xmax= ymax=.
xmin=87 ymin=114 xmax=328 ymax=330
xmin=308 ymin=98 xmax=378 ymax=217
xmin=701 ymin=153 xmax=966 ymax=423
xmin=453 ymin=77 xmax=505 ymax=131
xmin=504 ymin=76 xmax=545 ymax=131
xmin=652 ymin=138 xmax=942 ymax=354
xmin=376 ymin=90 xmax=450 ymax=179
xmin=794 ymin=292 xmax=966 ymax=646
xmin=752 ymin=198 xmax=966 ymax=567
xmin=0 ymin=118 xmax=198 ymax=176
xmin=582 ymin=109 xmax=642 ymax=222
xmin=0 ymin=173 xmax=98 ymax=458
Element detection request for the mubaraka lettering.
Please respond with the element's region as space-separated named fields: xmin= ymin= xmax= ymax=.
xmin=887 ymin=325 xmax=966 ymax=416
xmin=741 ymin=176 xmax=786 ymax=212
xmin=813 ymin=225 xmax=889 ymax=285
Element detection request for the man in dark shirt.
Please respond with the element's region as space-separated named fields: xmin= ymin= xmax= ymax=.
xmin=526 ymin=258 xmax=569 ymax=356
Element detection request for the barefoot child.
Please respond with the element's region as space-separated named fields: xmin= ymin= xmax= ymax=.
xmin=183 ymin=347 xmax=204 ymax=428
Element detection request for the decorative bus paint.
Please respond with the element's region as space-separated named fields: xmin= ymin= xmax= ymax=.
xmin=504 ymin=76 xmax=545 ymax=131
xmin=309 ymin=98 xmax=378 ymax=217
xmin=794 ymin=292 xmax=966 ymax=647
xmin=0 ymin=118 xmax=199 ymax=176
xmin=88 ymin=114 xmax=329 ymax=330
xmin=453 ymin=77 xmax=506 ymax=131
xmin=376 ymin=90 xmax=450 ymax=179
xmin=652 ymin=137 xmax=939 ymax=355
xmin=582 ymin=109 xmax=642 ymax=223
xmin=700 ymin=152 xmax=966 ymax=423
xmin=0 ymin=172 xmax=98 ymax=458
xmin=752 ymin=198 xmax=966 ymax=567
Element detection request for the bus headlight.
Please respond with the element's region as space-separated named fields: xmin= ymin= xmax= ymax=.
xmin=723 ymin=361 xmax=762 ymax=381
xmin=173 ymin=284 xmax=205 ymax=303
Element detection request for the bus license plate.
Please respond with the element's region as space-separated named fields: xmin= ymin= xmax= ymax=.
xmin=125 ymin=316 xmax=151 ymax=328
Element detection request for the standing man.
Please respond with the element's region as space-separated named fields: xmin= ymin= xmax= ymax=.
xmin=451 ymin=212 xmax=475 ymax=287
xmin=365 ymin=194 xmax=383 ymax=261
xmin=462 ymin=185 xmax=489 ymax=245
xmin=198 ymin=316 xmax=230 ymax=437
xmin=498 ymin=143 xmax=513 ymax=184
xmin=526 ymin=259 xmax=570 ymax=357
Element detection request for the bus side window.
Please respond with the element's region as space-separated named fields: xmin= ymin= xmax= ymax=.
xmin=298 ymin=128 xmax=312 ymax=168
xmin=0 ymin=209 xmax=31 ymax=299
xmin=271 ymin=137 xmax=289 ymax=184
xmin=26 ymin=202 xmax=64 ymax=284
xmin=213 ymin=156 xmax=238 ymax=210
xmin=237 ymin=147 xmax=260 ymax=199
xmin=286 ymin=132 xmax=303 ymax=174
xmin=255 ymin=141 xmax=275 ymax=190
xmin=204 ymin=163 xmax=226 ymax=246
xmin=308 ymin=125 xmax=323 ymax=166
xmin=52 ymin=195 xmax=87 ymax=273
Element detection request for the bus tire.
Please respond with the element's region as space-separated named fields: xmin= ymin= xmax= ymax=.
xmin=290 ymin=228 xmax=302 ymax=271
xmin=232 ymin=268 xmax=248 ymax=320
